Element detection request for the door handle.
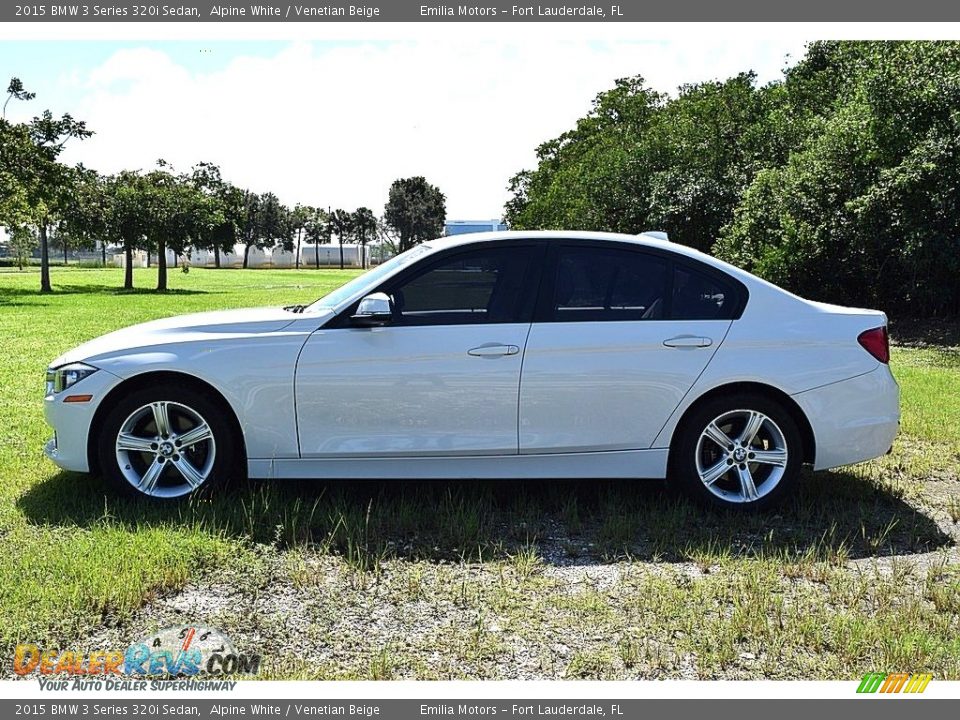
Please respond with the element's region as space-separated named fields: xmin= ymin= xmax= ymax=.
xmin=663 ymin=335 xmax=712 ymax=348
xmin=467 ymin=344 xmax=520 ymax=358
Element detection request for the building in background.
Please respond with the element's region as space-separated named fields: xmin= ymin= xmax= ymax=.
xmin=444 ymin=219 xmax=508 ymax=236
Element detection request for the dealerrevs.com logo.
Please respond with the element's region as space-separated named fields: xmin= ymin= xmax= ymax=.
xmin=14 ymin=626 xmax=260 ymax=690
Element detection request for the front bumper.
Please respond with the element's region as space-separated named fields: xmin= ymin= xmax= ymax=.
xmin=42 ymin=367 xmax=121 ymax=473
xmin=792 ymin=364 xmax=900 ymax=471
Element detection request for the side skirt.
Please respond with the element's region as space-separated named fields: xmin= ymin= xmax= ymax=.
xmin=248 ymin=449 xmax=669 ymax=480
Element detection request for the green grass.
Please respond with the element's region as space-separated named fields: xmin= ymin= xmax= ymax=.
xmin=0 ymin=266 xmax=958 ymax=679
xmin=0 ymin=267 xmax=362 ymax=650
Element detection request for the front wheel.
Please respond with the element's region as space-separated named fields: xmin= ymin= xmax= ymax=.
xmin=97 ymin=383 xmax=238 ymax=500
xmin=670 ymin=392 xmax=802 ymax=510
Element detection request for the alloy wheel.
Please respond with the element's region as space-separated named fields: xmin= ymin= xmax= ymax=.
xmin=694 ymin=409 xmax=788 ymax=504
xmin=114 ymin=400 xmax=216 ymax=498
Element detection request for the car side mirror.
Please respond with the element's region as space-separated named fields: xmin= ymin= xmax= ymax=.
xmin=351 ymin=292 xmax=393 ymax=327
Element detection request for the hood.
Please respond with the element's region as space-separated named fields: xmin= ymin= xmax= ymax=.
xmin=50 ymin=307 xmax=308 ymax=368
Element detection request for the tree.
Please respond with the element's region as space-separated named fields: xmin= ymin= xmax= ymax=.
xmin=289 ymin=204 xmax=312 ymax=269
xmin=103 ymin=171 xmax=148 ymax=290
xmin=142 ymin=166 xmax=216 ymax=291
xmin=503 ymin=73 xmax=775 ymax=248
xmin=506 ymin=44 xmax=960 ymax=316
xmin=0 ymin=121 xmax=34 ymax=232
xmin=714 ymin=41 xmax=960 ymax=315
xmin=329 ymin=208 xmax=354 ymax=270
xmin=236 ymin=191 xmax=291 ymax=268
xmin=1 ymin=79 xmax=92 ymax=292
xmin=352 ymin=207 xmax=378 ymax=269
xmin=259 ymin=192 xmax=293 ymax=257
xmin=504 ymin=76 xmax=664 ymax=233
xmin=3 ymin=77 xmax=35 ymax=117
xmin=237 ymin=191 xmax=261 ymax=268
xmin=303 ymin=207 xmax=331 ymax=269
xmin=8 ymin=225 xmax=37 ymax=270
xmin=383 ymin=176 xmax=446 ymax=252
xmin=189 ymin=163 xmax=239 ymax=268
xmin=57 ymin=167 xmax=107 ymax=265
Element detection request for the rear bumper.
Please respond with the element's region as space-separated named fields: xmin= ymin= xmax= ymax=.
xmin=792 ymin=364 xmax=900 ymax=471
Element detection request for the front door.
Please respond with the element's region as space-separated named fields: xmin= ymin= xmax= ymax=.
xmin=295 ymin=244 xmax=542 ymax=457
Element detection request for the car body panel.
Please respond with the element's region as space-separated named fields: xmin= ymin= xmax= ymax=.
xmin=46 ymin=309 xmax=338 ymax=464
xmin=49 ymin=307 xmax=303 ymax=368
xmin=43 ymin=366 xmax=125 ymax=473
xmin=650 ymin=287 xmax=891 ymax=468
xmin=295 ymin=323 xmax=532 ymax=457
xmin=792 ymin=364 xmax=899 ymax=470
xmin=249 ymin=448 xmax=670 ymax=480
xmin=519 ymin=319 xmax=732 ymax=453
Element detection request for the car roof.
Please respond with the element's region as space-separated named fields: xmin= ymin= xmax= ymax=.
xmin=428 ymin=230 xmax=667 ymax=250
xmin=425 ymin=230 xmax=734 ymax=274
xmin=423 ymin=230 xmax=803 ymax=303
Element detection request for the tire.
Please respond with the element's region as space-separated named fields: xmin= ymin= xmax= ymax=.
xmin=670 ymin=392 xmax=802 ymax=511
xmin=97 ymin=382 xmax=239 ymax=500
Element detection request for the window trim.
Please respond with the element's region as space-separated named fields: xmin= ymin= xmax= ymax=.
xmin=533 ymin=240 xmax=748 ymax=323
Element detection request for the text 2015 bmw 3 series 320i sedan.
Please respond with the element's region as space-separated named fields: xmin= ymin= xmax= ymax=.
xmin=43 ymin=231 xmax=899 ymax=510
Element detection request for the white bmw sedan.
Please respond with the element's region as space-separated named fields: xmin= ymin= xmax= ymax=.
xmin=43 ymin=231 xmax=899 ymax=509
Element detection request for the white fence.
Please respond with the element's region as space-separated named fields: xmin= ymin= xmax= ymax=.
xmin=112 ymin=243 xmax=372 ymax=269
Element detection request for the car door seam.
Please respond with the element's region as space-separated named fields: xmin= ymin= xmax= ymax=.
xmin=650 ymin=319 xmax=735 ymax=448
xmin=291 ymin=326 xmax=323 ymax=459
xmin=515 ymin=320 xmax=536 ymax=456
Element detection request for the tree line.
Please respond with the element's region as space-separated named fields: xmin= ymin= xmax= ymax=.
xmin=0 ymin=78 xmax=447 ymax=292
xmin=505 ymin=41 xmax=960 ymax=317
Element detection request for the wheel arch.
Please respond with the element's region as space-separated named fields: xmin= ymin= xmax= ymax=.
xmin=86 ymin=370 xmax=247 ymax=475
xmin=667 ymin=381 xmax=816 ymax=466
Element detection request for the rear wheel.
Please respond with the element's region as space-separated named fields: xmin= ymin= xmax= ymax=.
xmin=671 ymin=393 xmax=802 ymax=510
xmin=97 ymin=383 xmax=238 ymax=500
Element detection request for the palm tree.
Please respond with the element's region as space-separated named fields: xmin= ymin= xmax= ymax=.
xmin=352 ymin=207 xmax=377 ymax=269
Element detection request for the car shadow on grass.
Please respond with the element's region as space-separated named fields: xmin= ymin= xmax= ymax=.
xmin=17 ymin=466 xmax=953 ymax=567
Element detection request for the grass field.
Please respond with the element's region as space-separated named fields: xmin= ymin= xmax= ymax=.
xmin=1 ymin=266 xmax=959 ymax=680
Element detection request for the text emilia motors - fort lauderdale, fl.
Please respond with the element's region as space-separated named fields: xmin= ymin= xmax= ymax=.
xmin=14 ymin=4 xmax=625 ymax=19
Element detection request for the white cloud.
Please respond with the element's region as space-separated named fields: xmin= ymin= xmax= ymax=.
xmin=61 ymin=36 xmax=806 ymax=219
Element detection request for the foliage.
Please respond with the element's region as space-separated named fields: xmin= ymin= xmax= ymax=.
xmin=329 ymin=208 xmax=354 ymax=270
xmin=383 ymin=176 xmax=446 ymax=252
xmin=303 ymin=206 xmax=332 ymax=270
xmin=506 ymin=41 xmax=960 ymax=316
xmin=352 ymin=207 xmax=378 ymax=269
xmin=0 ymin=79 xmax=92 ymax=292
xmin=234 ymin=190 xmax=295 ymax=268
xmin=7 ymin=225 xmax=37 ymax=270
xmin=55 ymin=167 xmax=108 ymax=263
xmin=717 ymin=42 xmax=960 ymax=315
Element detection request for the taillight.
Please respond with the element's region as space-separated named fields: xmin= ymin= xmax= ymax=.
xmin=858 ymin=326 xmax=890 ymax=364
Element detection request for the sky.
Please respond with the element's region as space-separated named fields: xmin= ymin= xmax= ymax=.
xmin=1 ymin=35 xmax=808 ymax=219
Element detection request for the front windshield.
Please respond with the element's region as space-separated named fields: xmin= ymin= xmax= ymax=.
xmin=306 ymin=244 xmax=433 ymax=311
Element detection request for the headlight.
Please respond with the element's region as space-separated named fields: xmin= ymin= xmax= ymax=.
xmin=45 ymin=363 xmax=98 ymax=395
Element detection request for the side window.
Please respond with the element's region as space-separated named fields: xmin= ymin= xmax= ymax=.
xmin=672 ymin=265 xmax=737 ymax=320
xmin=388 ymin=246 xmax=536 ymax=326
xmin=551 ymin=247 xmax=668 ymax=322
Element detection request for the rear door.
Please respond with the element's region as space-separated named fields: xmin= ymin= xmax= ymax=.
xmin=519 ymin=242 xmax=741 ymax=454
